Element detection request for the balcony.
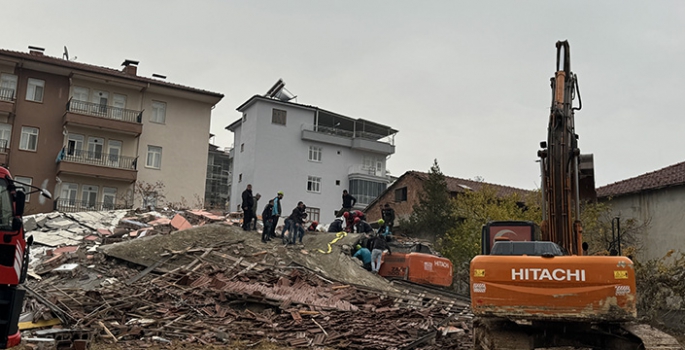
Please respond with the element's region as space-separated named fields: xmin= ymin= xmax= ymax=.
xmin=64 ymin=99 xmax=143 ymax=136
xmin=301 ymin=124 xmax=395 ymax=155
xmin=0 ymin=88 xmax=15 ymax=114
xmin=54 ymin=198 xmax=132 ymax=213
xmin=57 ymin=150 xmax=138 ymax=182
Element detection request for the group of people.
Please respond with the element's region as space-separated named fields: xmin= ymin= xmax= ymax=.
xmin=241 ymin=185 xmax=314 ymax=246
xmin=240 ymin=186 xmax=397 ymax=265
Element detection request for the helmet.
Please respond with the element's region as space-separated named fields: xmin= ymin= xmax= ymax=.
xmin=313 ymin=221 xmax=318 ymax=225
xmin=378 ymin=219 xmax=385 ymax=225
xmin=277 ymin=191 xmax=284 ymax=195
xmin=356 ymin=244 xmax=362 ymax=250
xmin=343 ymin=212 xmax=350 ymax=218
xmin=353 ymin=217 xmax=361 ymax=224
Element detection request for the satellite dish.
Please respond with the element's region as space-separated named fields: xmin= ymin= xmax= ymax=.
xmin=265 ymin=79 xmax=297 ymax=102
xmin=63 ymin=46 xmax=69 ymax=60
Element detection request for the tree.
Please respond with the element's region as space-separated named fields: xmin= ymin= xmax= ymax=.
xmin=134 ymin=180 xmax=167 ymax=209
xmin=439 ymin=185 xmax=541 ymax=290
xmin=402 ymin=159 xmax=457 ymax=240
xmin=580 ymin=200 xmax=646 ymax=257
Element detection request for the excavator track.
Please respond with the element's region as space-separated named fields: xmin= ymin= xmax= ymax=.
xmin=473 ymin=317 xmax=683 ymax=350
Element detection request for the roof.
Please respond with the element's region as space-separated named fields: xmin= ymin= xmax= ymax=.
xmin=364 ymin=170 xmax=533 ymax=211
xmin=230 ymin=95 xmax=398 ymax=135
xmin=597 ymin=161 xmax=685 ymax=198
xmin=0 ymin=48 xmax=224 ymax=99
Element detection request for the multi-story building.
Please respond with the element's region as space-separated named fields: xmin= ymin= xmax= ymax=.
xmin=226 ymin=81 xmax=397 ymax=225
xmin=205 ymin=143 xmax=233 ymax=210
xmin=0 ymin=46 xmax=223 ymax=214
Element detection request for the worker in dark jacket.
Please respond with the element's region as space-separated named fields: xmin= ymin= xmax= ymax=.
xmin=369 ymin=235 xmax=391 ymax=273
xmin=328 ymin=217 xmax=344 ymax=232
xmin=271 ymin=191 xmax=284 ymax=238
xmin=381 ymin=203 xmax=395 ymax=232
xmin=340 ymin=190 xmax=356 ymax=215
xmin=241 ymin=184 xmax=254 ymax=231
xmin=261 ymin=199 xmax=274 ymax=243
xmin=285 ymin=202 xmax=306 ymax=245
xmin=354 ymin=217 xmax=373 ymax=234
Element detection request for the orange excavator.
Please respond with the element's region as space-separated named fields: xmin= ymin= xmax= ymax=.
xmin=470 ymin=41 xmax=682 ymax=349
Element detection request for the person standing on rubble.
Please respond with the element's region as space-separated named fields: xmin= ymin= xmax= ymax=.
xmin=271 ymin=191 xmax=284 ymax=238
xmin=369 ymin=234 xmax=391 ymax=273
xmin=241 ymin=184 xmax=254 ymax=231
xmin=381 ymin=203 xmax=395 ymax=233
xmin=261 ymin=199 xmax=274 ymax=243
xmin=340 ymin=190 xmax=356 ymax=216
xmin=252 ymin=193 xmax=262 ymax=230
xmin=285 ymin=201 xmax=306 ymax=245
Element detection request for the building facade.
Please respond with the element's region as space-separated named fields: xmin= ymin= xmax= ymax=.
xmin=226 ymin=91 xmax=397 ymax=225
xmin=0 ymin=47 xmax=223 ymax=214
xmin=597 ymin=161 xmax=685 ymax=261
xmin=205 ymin=144 xmax=233 ymax=210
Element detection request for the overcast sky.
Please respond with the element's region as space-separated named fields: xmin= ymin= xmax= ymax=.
xmin=5 ymin=1 xmax=684 ymax=190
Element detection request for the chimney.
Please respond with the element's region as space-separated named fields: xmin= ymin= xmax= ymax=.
xmin=28 ymin=46 xmax=45 ymax=56
xmin=121 ymin=59 xmax=139 ymax=76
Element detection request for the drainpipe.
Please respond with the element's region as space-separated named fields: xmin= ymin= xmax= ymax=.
xmin=314 ymin=109 xmax=319 ymax=132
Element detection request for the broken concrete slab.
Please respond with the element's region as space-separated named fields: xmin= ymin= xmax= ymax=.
xmin=45 ymin=218 xmax=76 ymax=230
xmin=24 ymin=216 xmax=38 ymax=232
xmin=170 ymin=214 xmax=192 ymax=231
xmin=29 ymin=231 xmax=81 ymax=247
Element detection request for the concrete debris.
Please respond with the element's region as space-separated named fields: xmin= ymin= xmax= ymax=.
xmin=20 ymin=208 xmax=474 ymax=349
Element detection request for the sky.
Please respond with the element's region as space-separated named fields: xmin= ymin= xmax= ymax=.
xmin=5 ymin=1 xmax=685 ymax=190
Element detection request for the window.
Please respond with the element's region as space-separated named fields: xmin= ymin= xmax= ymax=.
xmin=240 ymin=143 xmax=244 ymax=152
xmin=72 ymin=86 xmax=89 ymax=101
xmin=0 ymin=73 xmax=17 ymax=100
xmin=395 ymin=187 xmax=408 ymax=202
xmin=103 ymin=187 xmax=117 ymax=209
xmin=112 ymin=94 xmax=126 ymax=120
xmin=349 ymin=179 xmax=387 ymax=205
xmin=143 ymin=191 xmax=157 ymax=208
xmin=14 ymin=176 xmax=32 ymax=202
xmin=0 ymin=123 xmax=11 ymax=150
xmin=151 ymin=101 xmax=166 ymax=123
xmin=308 ymin=146 xmax=322 ymax=162
xmin=25 ymin=78 xmax=45 ymax=102
xmin=238 ymin=173 xmax=242 ymax=182
xmin=307 ymin=176 xmax=321 ymax=193
xmin=87 ymin=137 xmax=104 ymax=160
xmin=67 ymin=134 xmax=84 ymax=156
xmin=146 ymin=146 xmax=162 ymax=169
xmin=81 ymin=185 xmax=98 ymax=208
xmin=107 ymin=140 xmax=122 ymax=166
xmin=60 ymin=183 xmax=78 ymax=206
xmin=19 ymin=127 xmax=39 ymax=151
xmin=305 ymin=207 xmax=320 ymax=223
xmin=335 ymin=180 xmax=340 ymax=186
xmin=272 ymin=108 xmax=286 ymax=125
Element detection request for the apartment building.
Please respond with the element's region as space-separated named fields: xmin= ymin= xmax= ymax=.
xmin=0 ymin=47 xmax=223 ymax=214
xmin=226 ymin=81 xmax=397 ymax=225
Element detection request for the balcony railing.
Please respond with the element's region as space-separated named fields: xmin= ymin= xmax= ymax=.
xmin=66 ymin=99 xmax=143 ymax=123
xmin=0 ymin=88 xmax=15 ymax=102
xmin=302 ymin=124 xmax=395 ymax=144
xmin=62 ymin=150 xmax=137 ymax=170
xmin=0 ymin=139 xmax=8 ymax=153
xmin=54 ymin=198 xmax=131 ymax=213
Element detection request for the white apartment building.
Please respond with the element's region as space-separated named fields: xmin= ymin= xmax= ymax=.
xmin=226 ymin=83 xmax=397 ymax=225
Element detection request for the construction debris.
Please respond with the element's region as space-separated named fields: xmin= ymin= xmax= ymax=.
xmin=19 ymin=209 xmax=474 ymax=349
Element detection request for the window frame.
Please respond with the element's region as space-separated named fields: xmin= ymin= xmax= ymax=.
xmin=0 ymin=123 xmax=11 ymax=150
xmin=19 ymin=126 xmax=39 ymax=151
xmin=305 ymin=207 xmax=320 ymax=223
xmin=146 ymin=145 xmax=162 ymax=169
xmin=394 ymin=187 xmax=408 ymax=202
xmin=14 ymin=176 xmax=32 ymax=202
xmin=307 ymin=175 xmax=322 ymax=193
xmin=25 ymin=78 xmax=45 ymax=102
xmin=271 ymin=108 xmax=287 ymax=126
xmin=60 ymin=182 xmax=79 ymax=206
xmin=151 ymin=100 xmax=167 ymax=124
xmin=0 ymin=73 xmax=18 ymax=100
xmin=308 ymin=146 xmax=322 ymax=162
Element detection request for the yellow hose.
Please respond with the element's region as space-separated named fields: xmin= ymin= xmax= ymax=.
xmin=317 ymin=231 xmax=347 ymax=254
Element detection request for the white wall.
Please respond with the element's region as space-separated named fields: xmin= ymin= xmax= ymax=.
xmin=606 ymin=186 xmax=685 ymax=261
xmin=230 ymin=99 xmax=388 ymax=224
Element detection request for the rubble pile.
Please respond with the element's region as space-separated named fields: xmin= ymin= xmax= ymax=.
xmin=19 ymin=210 xmax=474 ymax=349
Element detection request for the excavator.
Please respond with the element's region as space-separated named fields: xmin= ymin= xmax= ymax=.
xmin=0 ymin=166 xmax=51 ymax=349
xmin=470 ymin=41 xmax=683 ymax=349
